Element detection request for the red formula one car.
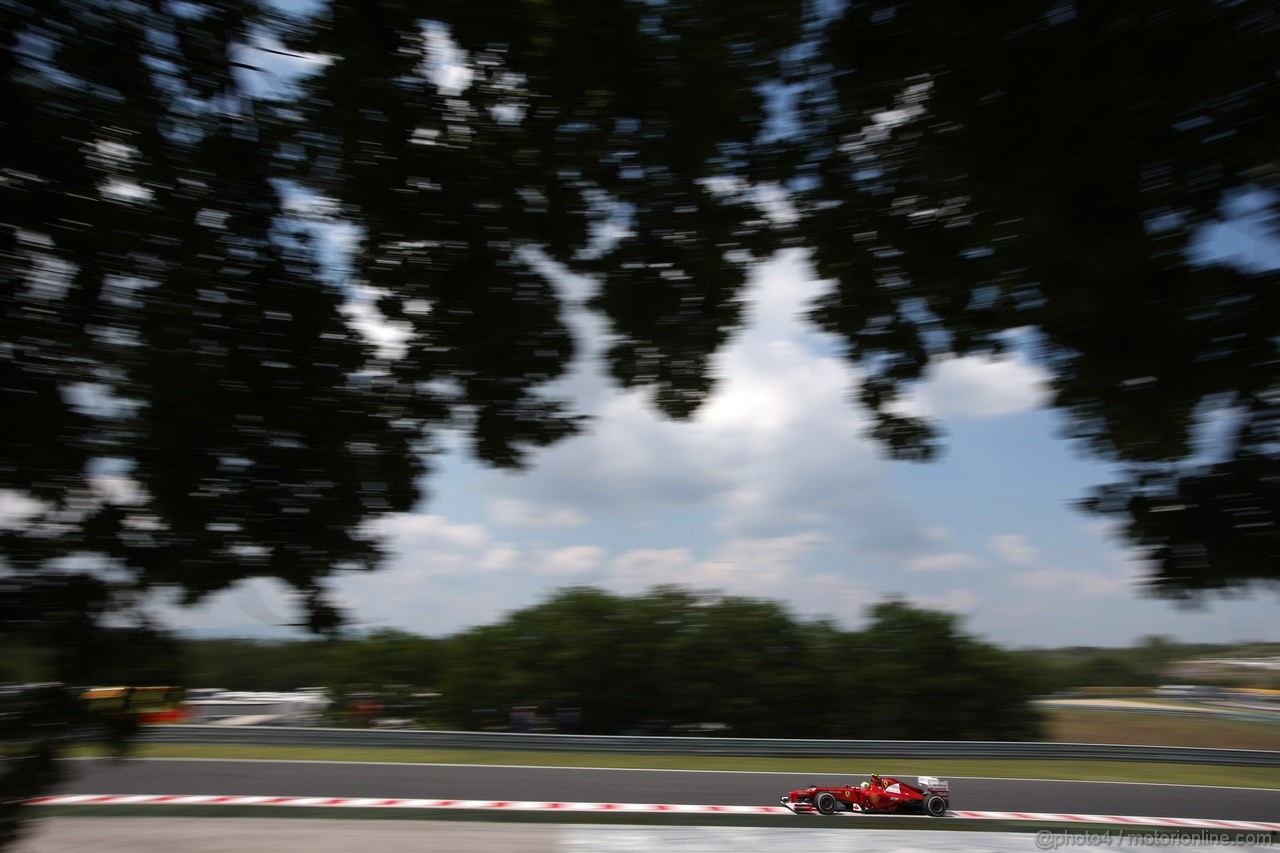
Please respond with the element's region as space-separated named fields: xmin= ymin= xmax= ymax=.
xmin=780 ymin=774 xmax=950 ymax=816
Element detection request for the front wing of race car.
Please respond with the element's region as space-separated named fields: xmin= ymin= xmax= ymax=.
xmin=779 ymin=796 xmax=818 ymax=814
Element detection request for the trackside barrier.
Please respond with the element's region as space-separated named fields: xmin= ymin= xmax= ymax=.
xmin=138 ymin=726 xmax=1280 ymax=767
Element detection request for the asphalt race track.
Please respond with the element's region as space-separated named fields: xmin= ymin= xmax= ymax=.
xmin=53 ymin=759 xmax=1280 ymax=822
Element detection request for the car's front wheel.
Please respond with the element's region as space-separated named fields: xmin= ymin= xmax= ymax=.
xmin=924 ymin=793 xmax=947 ymax=817
xmin=815 ymin=792 xmax=838 ymax=814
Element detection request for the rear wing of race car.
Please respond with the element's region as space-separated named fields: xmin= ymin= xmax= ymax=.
xmin=917 ymin=776 xmax=949 ymax=793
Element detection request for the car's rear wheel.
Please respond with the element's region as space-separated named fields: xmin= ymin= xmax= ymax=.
xmin=924 ymin=794 xmax=947 ymax=817
xmin=815 ymin=792 xmax=837 ymax=814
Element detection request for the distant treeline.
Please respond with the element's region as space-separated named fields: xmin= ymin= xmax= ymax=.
xmin=6 ymin=587 xmax=1273 ymax=740
xmin=1008 ymin=637 xmax=1280 ymax=693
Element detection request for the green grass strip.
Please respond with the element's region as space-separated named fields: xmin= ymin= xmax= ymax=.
xmin=67 ymin=743 xmax=1280 ymax=789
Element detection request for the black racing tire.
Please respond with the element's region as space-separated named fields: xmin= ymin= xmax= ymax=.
xmin=815 ymin=792 xmax=838 ymax=815
xmin=924 ymin=793 xmax=947 ymax=817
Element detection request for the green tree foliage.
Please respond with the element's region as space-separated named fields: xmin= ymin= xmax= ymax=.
xmin=434 ymin=587 xmax=1041 ymax=740
xmin=439 ymin=586 xmax=818 ymax=736
xmin=835 ymin=600 xmax=1041 ymax=740
xmin=181 ymin=638 xmax=331 ymax=692
xmin=0 ymin=0 xmax=413 ymax=831
xmin=2 ymin=0 xmax=428 ymax=638
xmin=318 ymin=629 xmax=443 ymax=726
xmin=1008 ymin=635 xmax=1253 ymax=694
xmin=285 ymin=0 xmax=802 ymax=426
xmin=326 ymin=629 xmax=441 ymax=694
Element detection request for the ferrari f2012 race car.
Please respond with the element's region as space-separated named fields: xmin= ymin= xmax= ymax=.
xmin=780 ymin=774 xmax=950 ymax=816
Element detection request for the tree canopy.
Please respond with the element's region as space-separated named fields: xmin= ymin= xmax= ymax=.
xmin=433 ymin=587 xmax=1042 ymax=739
xmin=790 ymin=0 xmax=1279 ymax=597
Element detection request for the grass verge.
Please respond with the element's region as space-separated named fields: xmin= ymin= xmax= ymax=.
xmin=65 ymin=743 xmax=1280 ymax=789
xmin=1042 ymin=708 xmax=1280 ymax=751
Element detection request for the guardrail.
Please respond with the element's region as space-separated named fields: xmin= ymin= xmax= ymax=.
xmin=138 ymin=726 xmax=1279 ymax=767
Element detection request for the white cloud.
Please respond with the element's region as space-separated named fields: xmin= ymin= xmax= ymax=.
xmin=786 ymin=572 xmax=873 ymax=624
xmin=340 ymin=285 xmax=413 ymax=359
xmin=604 ymin=548 xmax=697 ymax=593
xmin=160 ymin=578 xmax=314 ymax=638
xmin=900 ymin=352 xmax=1050 ymax=419
xmin=989 ymin=534 xmax=1039 ymax=567
xmin=374 ymin=513 xmax=488 ymax=552
xmin=601 ymin=533 xmax=828 ymax=603
xmin=537 ymin=545 xmax=605 ymax=577
xmin=911 ymin=587 xmax=980 ymax=615
xmin=696 ymin=533 xmax=825 ymax=593
xmin=482 ymin=250 xmax=924 ymax=555
xmin=421 ymin=23 xmax=474 ymax=96
xmin=475 ymin=544 xmax=521 ymax=573
xmin=100 ymin=179 xmax=153 ymax=203
xmin=362 ymin=513 xmax=508 ymax=582
xmin=906 ymin=552 xmax=986 ymax=573
xmin=89 ymin=475 xmax=146 ymax=506
xmin=0 ymin=490 xmax=46 ymax=530
xmin=491 ymin=498 xmax=587 ymax=529
xmin=1010 ymin=567 xmax=1130 ymax=597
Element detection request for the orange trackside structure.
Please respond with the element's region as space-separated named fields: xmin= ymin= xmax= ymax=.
xmin=78 ymin=686 xmax=186 ymax=720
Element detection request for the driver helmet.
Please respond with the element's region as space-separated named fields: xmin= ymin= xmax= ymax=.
xmin=859 ymin=781 xmax=870 ymax=790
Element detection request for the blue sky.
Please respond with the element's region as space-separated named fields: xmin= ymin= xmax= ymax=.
xmin=169 ymin=242 xmax=1278 ymax=649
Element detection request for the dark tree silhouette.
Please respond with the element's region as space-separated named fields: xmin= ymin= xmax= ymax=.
xmin=0 ymin=0 xmax=799 ymax=837
xmin=788 ymin=0 xmax=1279 ymax=595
